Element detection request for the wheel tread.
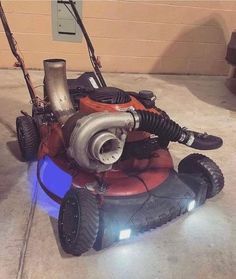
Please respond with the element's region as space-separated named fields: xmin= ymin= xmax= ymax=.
xmin=16 ymin=116 xmax=39 ymax=161
xmin=58 ymin=188 xmax=99 ymax=256
xmin=178 ymin=153 xmax=224 ymax=198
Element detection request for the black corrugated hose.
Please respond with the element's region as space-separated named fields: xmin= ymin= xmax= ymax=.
xmin=135 ymin=110 xmax=223 ymax=150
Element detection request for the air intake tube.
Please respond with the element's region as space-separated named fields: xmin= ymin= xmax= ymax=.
xmin=133 ymin=110 xmax=223 ymax=150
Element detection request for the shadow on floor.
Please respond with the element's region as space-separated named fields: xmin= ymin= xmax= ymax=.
xmin=6 ymin=140 xmax=23 ymax=161
xmin=27 ymin=163 xmax=75 ymax=258
xmin=49 ymin=217 xmax=75 ymax=258
xmin=0 ymin=116 xmax=16 ymax=137
xmin=0 ymin=116 xmax=26 ymax=203
xmin=150 ymin=15 xmax=235 ymax=111
xmin=157 ymin=75 xmax=236 ymax=111
xmin=0 ymin=114 xmax=22 ymax=161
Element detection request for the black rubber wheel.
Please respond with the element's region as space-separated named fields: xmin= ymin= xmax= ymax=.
xmin=16 ymin=116 xmax=40 ymax=161
xmin=178 ymin=153 xmax=224 ymax=198
xmin=58 ymin=188 xmax=99 ymax=256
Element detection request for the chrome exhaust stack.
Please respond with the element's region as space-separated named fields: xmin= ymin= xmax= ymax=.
xmin=43 ymin=59 xmax=75 ymax=124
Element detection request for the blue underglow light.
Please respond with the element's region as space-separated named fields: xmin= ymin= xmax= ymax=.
xmin=27 ymin=156 xmax=72 ymax=219
xmin=38 ymin=156 xmax=72 ymax=199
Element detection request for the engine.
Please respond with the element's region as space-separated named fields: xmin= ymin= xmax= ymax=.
xmin=43 ymin=59 xmax=222 ymax=173
xmin=43 ymin=59 xmax=161 ymax=172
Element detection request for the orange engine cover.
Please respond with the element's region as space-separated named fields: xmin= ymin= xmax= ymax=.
xmin=80 ymin=95 xmax=147 ymax=113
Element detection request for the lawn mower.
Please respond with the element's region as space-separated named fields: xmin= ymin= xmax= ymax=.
xmin=0 ymin=1 xmax=224 ymax=256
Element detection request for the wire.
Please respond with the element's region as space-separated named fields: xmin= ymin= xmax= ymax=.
xmin=126 ymin=194 xmax=152 ymax=227
xmin=63 ymin=1 xmax=106 ymax=87
xmin=63 ymin=4 xmax=94 ymax=66
xmin=63 ymin=3 xmax=77 ymax=22
xmin=64 ymin=3 xmax=97 ymax=70
xmin=135 ymin=174 xmax=191 ymax=200
xmin=0 ymin=2 xmax=37 ymax=105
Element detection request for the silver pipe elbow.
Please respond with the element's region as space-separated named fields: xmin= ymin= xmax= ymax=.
xmin=43 ymin=59 xmax=75 ymax=124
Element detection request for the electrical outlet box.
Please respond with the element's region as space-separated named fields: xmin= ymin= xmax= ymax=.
xmin=52 ymin=0 xmax=82 ymax=42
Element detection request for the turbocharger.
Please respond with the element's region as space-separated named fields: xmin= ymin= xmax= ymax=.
xmin=67 ymin=111 xmax=134 ymax=172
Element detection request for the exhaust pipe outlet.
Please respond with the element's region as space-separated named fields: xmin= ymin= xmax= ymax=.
xmin=89 ymin=131 xmax=124 ymax=165
xmin=43 ymin=59 xmax=75 ymax=124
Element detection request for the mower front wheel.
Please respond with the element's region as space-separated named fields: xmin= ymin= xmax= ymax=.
xmin=16 ymin=115 xmax=39 ymax=161
xmin=58 ymin=188 xmax=99 ymax=256
xmin=178 ymin=153 xmax=224 ymax=198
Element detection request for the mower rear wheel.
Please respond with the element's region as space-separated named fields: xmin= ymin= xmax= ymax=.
xmin=178 ymin=153 xmax=224 ymax=198
xmin=58 ymin=188 xmax=99 ymax=256
xmin=16 ymin=116 xmax=39 ymax=161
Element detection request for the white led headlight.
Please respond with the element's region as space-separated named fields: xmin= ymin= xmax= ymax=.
xmin=187 ymin=200 xmax=196 ymax=212
xmin=119 ymin=229 xmax=131 ymax=240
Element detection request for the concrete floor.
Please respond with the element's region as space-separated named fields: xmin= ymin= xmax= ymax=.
xmin=0 ymin=69 xmax=236 ymax=279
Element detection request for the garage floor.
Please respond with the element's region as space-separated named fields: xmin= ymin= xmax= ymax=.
xmin=0 ymin=69 xmax=236 ymax=279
